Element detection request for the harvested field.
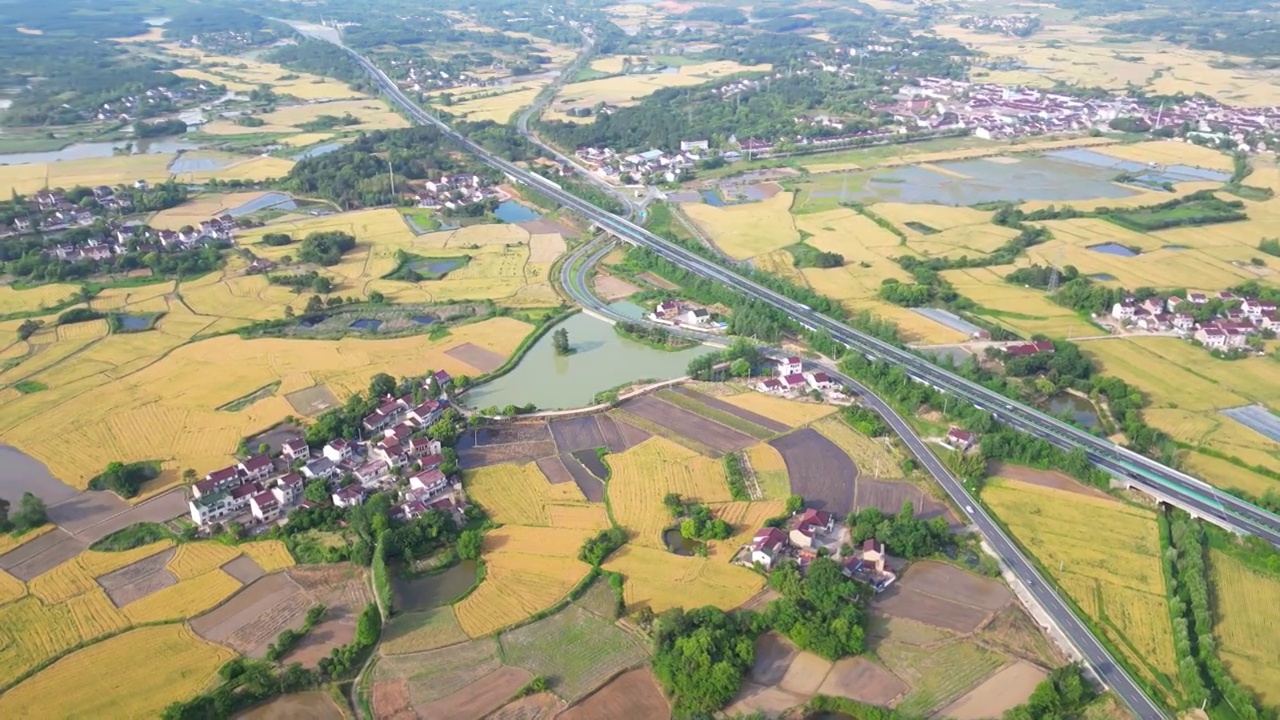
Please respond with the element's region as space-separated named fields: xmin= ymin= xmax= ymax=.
xmin=559 ymin=667 xmax=670 ymax=720
xmin=597 ymin=414 xmax=649 ymax=452
xmin=96 ymin=547 xmax=177 ymax=607
xmin=285 ymin=564 xmax=374 ymax=666
xmin=593 ymin=273 xmax=641 ymax=301
xmin=499 ymin=604 xmax=649 ymax=702
xmin=875 ymin=587 xmax=993 ymax=634
xmin=285 ymin=385 xmax=340 ymax=417
xmin=881 ymin=639 xmax=1008 ymax=716
xmin=990 ymin=462 xmax=1109 ymax=498
xmin=374 ymin=639 xmax=502 ymax=711
xmin=813 ymin=416 xmax=904 ymax=479
xmin=221 ymin=554 xmax=267 ymax=584
xmin=817 ymin=657 xmax=909 ymax=706
xmin=770 ymin=428 xmax=858 ymax=514
xmin=382 ymin=607 xmax=469 ymax=655
xmin=874 ymin=562 xmax=1009 ymax=633
xmin=190 ymin=572 xmax=304 ymax=651
xmin=937 ymin=660 xmax=1046 ymax=720
xmin=750 ymin=632 xmax=798 ymax=685
xmin=718 ymin=392 xmax=837 ymax=427
xmin=622 ymin=395 xmax=753 ymax=454
xmin=856 ymin=479 xmax=954 ymax=524
xmin=490 ymin=692 xmax=565 ymax=719
xmin=459 ymin=441 xmax=557 ymax=468
xmin=535 ymin=455 xmax=574 ymax=484
xmin=562 ymin=454 xmax=605 ymax=501
xmin=445 ymin=342 xmax=507 ymax=373
xmin=670 ymin=386 xmax=789 ymax=433
xmin=900 ymin=562 xmax=1012 ymax=612
xmin=44 ymin=492 xmax=127 ymax=535
xmin=465 ymin=424 xmax=553 ymax=445
xmin=779 ymin=651 xmax=835 ymax=696
xmin=725 ymin=682 xmax=807 ymax=717
xmin=550 ymin=416 xmax=608 ymax=453
xmin=977 ymin=605 xmax=1062 ymax=667
xmin=0 ymin=528 xmax=88 ymax=581
xmin=419 ymin=664 xmax=534 ymax=719
xmin=372 ymin=679 xmax=416 ymax=720
xmin=745 ymin=442 xmax=790 ymax=500
xmin=570 ymin=448 xmax=609 ymax=481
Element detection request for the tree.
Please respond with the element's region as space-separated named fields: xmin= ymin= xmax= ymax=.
xmin=729 ymin=358 xmax=751 ymax=377
xmin=304 ymin=295 xmax=325 ymax=314
xmin=785 ymin=494 xmax=804 ymax=514
xmin=17 ymin=319 xmax=42 ymax=340
xmin=11 ymin=492 xmax=47 ymax=532
xmin=368 ymin=373 xmax=396 ymax=399
xmin=304 ymin=479 xmax=330 ymax=505
xmin=368 ymin=290 xmax=385 ymax=304
xmin=552 ymin=327 xmax=571 ymax=355
xmin=0 ymin=496 xmax=10 ymax=532
xmin=426 ymin=418 xmax=459 ymax=445
xmin=458 ymin=529 xmax=483 ymax=560
xmin=312 ymin=275 xmax=333 ymax=293
xmin=663 ymin=492 xmax=684 ymax=517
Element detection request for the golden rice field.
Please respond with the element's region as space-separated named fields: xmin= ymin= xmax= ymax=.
xmin=122 ymin=569 xmax=243 ymax=624
xmin=745 ymin=441 xmax=791 ymax=500
xmin=167 ymin=542 xmax=243 ymax=580
xmin=280 ymin=132 xmax=338 ymax=148
xmin=549 ymin=60 xmax=771 ymax=121
xmin=681 ymin=192 xmax=798 ymax=261
xmin=164 ymin=44 xmax=365 ymax=100
xmin=29 ymin=540 xmax=175 ymax=604
xmin=234 ymin=208 xmax=562 ymax=306
xmin=179 ymin=156 xmax=296 ymax=184
xmin=146 ymin=192 xmax=278 ymax=230
xmin=718 ymin=392 xmax=837 ymax=428
xmin=1208 ymin=550 xmax=1280 ymax=707
xmin=442 ymin=84 xmax=550 ymax=124
xmin=602 ymin=545 xmax=764 ymax=613
xmin=607 ymin=436 xmax=734 ymax=548
xmin=463 ymin=461 xmax=596 ymax=527
xmin=943 ymin=266 xmax=1102 ymax=338
xmin=983 ymin=478 xmax=1179 ymax=689
xmin=0 ymin=570 xmax=25 ymax=604
xmin=813 ymin=416 xmax=905 ymax=479
xmin=454 ymin=526 xmax=594 ymax=637
xmin=0 ymin=284 xmax=80 ymax=316
xmin=63 ymin=587 xmax=129 ymax=639
xmin=1182 ymin=453 xmax=1280 ymax=499
xmin=0 ymin=310 xmax=530 ymax=490
xmin=1084 ymin=338 xmax=1280 ymax=413
xmin=199 ymin=99 xmax=409 ymax=136
xmin=0 ymin=624 xmax=235 ymax=719
xmin=241 ymin=540 xmax=296 ymax=572
xmin=0 ymin=154 xmax=176 ymax=197
xmin=0 ymin=597 xmax=84 ymax=688
xmin=706 ymin=500 xmax=786 ymax=558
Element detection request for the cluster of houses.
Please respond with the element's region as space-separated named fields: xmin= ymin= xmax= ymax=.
xmin=42 ymin=214 xmax=237 ymax=263
xmin=413 ymin=173 xmax=505 ymax=211
xmin=188 ymin=370 xmax=467 ymax=530
xmin=574 ymin=146 xmax=702 ymax=185
xmin=89 ymin=85 xmax=216 ymax=124
xmin=753 ymin=356 xmax=842 ymax=396
xmin=747 ymin=508 xmax=897 ymax=591
xmin=388 ymin=60 xmax=495 ymax=94
xmin=956 ymin=14 xmax=1041 ymax=37
xmin=1110 ymin=291 xmax=1279 ymax=349
xmin=649 ymin=299 xmax=723 ymax=330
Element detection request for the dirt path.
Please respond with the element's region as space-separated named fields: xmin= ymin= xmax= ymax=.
xmin=738 ymin=450 xmax=764 ymax=501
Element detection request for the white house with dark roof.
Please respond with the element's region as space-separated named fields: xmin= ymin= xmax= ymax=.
xmin=778 ymin=356 xmax=804 ymax=376
xmin=301 ymin=457 xmax=338 ymax=480
xmin=238 ymin=454 xmax=273 ymax=481
xmin=281 ymin=438 xmax=309 ymax=461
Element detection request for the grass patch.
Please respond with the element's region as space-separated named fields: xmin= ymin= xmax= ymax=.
xmin=14 ymin=380 xmax=47 ymax=394
xmin=1222 ymin=183 xmax=1275 ymax=201
xmin=90 ymin=522 xmax=177 ymax=552
xmin=497 ymin=603 xmax=650 ymax=702
xmin=783 ymin=242 xmax=845 ymax=269
xmin=1100 ymin=191 xmax=1246 ymax=231
xmin=400 ymin=208 xmax=441 ymax=233
xmin=382 ymin=252 xmax=471 ymax=281
xmin=879 ymin=639 xmax=1007 ymax=716
xmin=381 ymin=607 xmax=469 ymax=655
xmin=216 ymin=381 xmax=281 ymax=412
xmin=654 ymin=389 xmax=775 ymax=440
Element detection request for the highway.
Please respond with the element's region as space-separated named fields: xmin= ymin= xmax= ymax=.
xmin=554 ymin=241 xmax=1165 ymax=719
xmin=345 ymin=39 xmax=1280 ymax=546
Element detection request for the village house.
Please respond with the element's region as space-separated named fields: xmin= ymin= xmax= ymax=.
xmin=362 ymin=396 xmax=412 ymax=432
xmin=790 ymin=525 xmax=817 ymax=549
xmin=332 ymin=485 xmax=368 ymax=508
xmin=249 ymin=491 xmax=281 ymax=522
xmin=755 ymin=377 xmax=785 ymax=394
xmin=1003 ymin=340 xmax=1054 ymax=357
xmin=804 ymin=371 xmax=838 ymax=390
xmin=945 ymin=427 xmax=975 ymax=450
xmin=238 ymin=454 xmax=273 ymax=481
xmin=750 ymin=527 xmax=789 ymax=569
xmin=323 ymin=438 xmax=353 ymax=464
xmin=781 ymin=374 xmax=810 ymax=392
xmin=281 ymin=438 xmax=309 ymax=462
xmin=193 ymin=465 xmax=243 ymax=499
xmin=353 ymin=460 xmax=389 ymax=486
xmin=410 ymin=468 xmax=450 ymax=495
xmin=301 ymin=457 xmax=339 ymax=480
xmin=778 ymin=356 xmax=804 ymax=376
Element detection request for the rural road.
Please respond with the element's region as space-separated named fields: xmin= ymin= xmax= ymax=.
xmin=555 ymin=250 xmax=1165 ymax=719
xmin=820 ymin=363 xmax=1167 ymax=720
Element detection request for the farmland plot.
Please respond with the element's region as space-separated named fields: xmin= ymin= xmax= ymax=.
xmin=1209 ymin=550 xmax=1280 ymax=706
xmin=607 ymin=437 xmax=733 ymax=548
xmin=464 ymin=461 xmax=595 ymax=526
xmin=770 ymin=428 xmax=858 ymax=515
xmin=499 ymin=604 xmax=649 ymax=701
xmin=602 ymin=545 xmax=762 ymax=613
xmin=621 ymin=395 xmax=754 ymax=454
xmin=681 ymin=193 xmax=799 ymax=261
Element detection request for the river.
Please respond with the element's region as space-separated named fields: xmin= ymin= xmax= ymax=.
xmin=462 ymin=303 xmax=715 ymax=410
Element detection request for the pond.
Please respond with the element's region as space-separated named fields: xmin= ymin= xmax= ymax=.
xmin=349 ymin=319 xmax=382 ymax=331
xmin=1047 ymin=148 xmax=1232 ymax=183
xmin=832 ymin=155 xmax=1140 ymax=206
xmin=115 ymin=314 xmax=152 ymax=331
xmin=663 ymin=527 xmax=702 ymax=556
xmin=235 ymin=691 xmax=344 ymax=720
xmin=0 ymin=137 xmax=197 ymax=165
xmin=411 ymin=315 xmax=437 ymax=325
xmin=1088 ymin=242 xmax=1140 ymax=257
xmin=410 ymin=257 xmax=467 ymax=276
xmin=1046 ymin=392 xmax=1100 ymax=429
xmin=494 ymin=200 xmax=542 ymax=223
xmin=1088 ymin=273 xmax=1117 ymax=281
xmin=701 ymin=190 xmax=727 ymax=207
xmin=228 ymin=191 xmax=297 ymax=217
xmin=291 ymin=141 xmax=344 ymax=161
xmin=169 ymin=154 xmax=230 ymax=173
xmin=462 ymin=303 xmax=716 ymax=410
xmin=392 ymin=559 xmax=479 ymax=612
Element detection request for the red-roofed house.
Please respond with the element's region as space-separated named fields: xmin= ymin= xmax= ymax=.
xmin=756 ymin=377 xmax=784 ymax=394
xmin=281 ymin=438 xmax=309 ymax=461
xmin=781 ymin=373 xmax=808 ymax=390
xmin=790 ymin=525 xmax=816 ymax=548
xmin=862 ymin=538 xmax=886 ymax=573
xmin=1004 ymin=340 xmax=1054 ymax=357
xmin=194 ymin=465 xmax=243 ymax=498
xmin=238 ymin=454 xmax=273 ymax=481
xmin=945 ymin=427 xmax=974 ymax=450
xmin=750 ymin=527 xmax=789 ymax=569
xmin=432 ymin=369 xmax=452 ymax=386
xmin=410 ymin=468 xmax=449 ymax=494
xmin=778 ymin=356 xmax=804 ymax=376
xmin=323 ymin=438 xmax=353 ymax=463
xmin=805 ymin=371 xmax=837 ymax=390
xmin=332 ymin=485 xmax=367 ymax=508
xmin=407 ymin=437 xmax=442 ymax=459
xmin=408 ymin=400 xmax=445 ymax=426
xmin=797 ymin=508 xmax=834 ymax=535
xmin=250 ymin=491 xmax=281 ymax=522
